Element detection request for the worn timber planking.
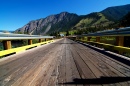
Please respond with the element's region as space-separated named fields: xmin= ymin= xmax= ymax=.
xmin=0 ymin=38 xmax=130 ymax=86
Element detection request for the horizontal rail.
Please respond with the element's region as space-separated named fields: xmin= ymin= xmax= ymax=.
xmin=68 ymin=27 xmax=130 ymax=57
xmin=0 ymin=40 xmax=54 ymax=57
xmin=0 ymin=32 xmax=54 ymax=40
xmin=0 ymin=36 xmax=53 ymax=40
xmin=82 ymin=27 xmax=130 ymax=37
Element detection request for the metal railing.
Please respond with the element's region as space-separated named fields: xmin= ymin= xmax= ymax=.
xmin=0 ymin=32 xmax=53 ymax=40
xmin=82 ymin=27 xmax=130 ymax=36
xmin=0 ymin=33 xmax=54 ymax=57
xmin=71 ymin=27 xmax=130 ymax=57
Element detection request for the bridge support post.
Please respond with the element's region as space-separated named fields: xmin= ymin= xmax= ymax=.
xmin=28 ymin=39 xmax=32 ymax=45
xmin=82 ymin=37 xmax=85 ymax=41
xmin=39 ymin=39 xmax=42 ymax=43
xmin=76 ymin=37 xmax=79 ymax=40
xmin=76 ymin=37 xmax=78 ymax=40
xmin=74 ymin=37 xmax=76 ymax=40
xmin=96 ymin=37 xmax=100 ymax=42
xmin=75 ymin=36 xmax=78 ymax=40
xmin=116 ymin=36 xmax=124 ymax=46
xmin=87 ymin=37 xmax=91 ymax=41
xmin=3 ymin=40 xmax=12 ymax=50
xmin=116 ymin=36 xmax=124 ymax=54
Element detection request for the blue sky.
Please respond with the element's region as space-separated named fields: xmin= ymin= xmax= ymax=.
xmin=0 ymin=0 xmax=130 ymax=31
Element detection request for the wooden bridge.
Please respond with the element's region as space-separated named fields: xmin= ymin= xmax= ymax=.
xmin=0 ymin=27 xmax=130 ymax=86
xmin=0 ymin=38 xmax=130 ymax=86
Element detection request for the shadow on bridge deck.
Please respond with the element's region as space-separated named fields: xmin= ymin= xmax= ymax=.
xmin=59 ymin=77 xmax=130 ymax=85
xmin=0 ymin=38 xmax=130 ymax=86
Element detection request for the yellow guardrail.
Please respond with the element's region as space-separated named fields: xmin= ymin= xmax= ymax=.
xmin=78 ymin=40 xmax=130 ymax=53
xmin=0 ymin=40 xmax=54 ymax=57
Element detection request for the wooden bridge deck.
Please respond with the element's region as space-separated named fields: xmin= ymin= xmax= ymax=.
xmin=0 ymin=38 xmax=130 ymax=86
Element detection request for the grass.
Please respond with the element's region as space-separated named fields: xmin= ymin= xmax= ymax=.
xmin=69 ymin=30 xmax=77 ymax=35
xmin=86 ymin=36 xmax=116 ymax=45
xmin=60 ymin=30 xmax=77 ymax=36
xmin=0 ymin=40 xmax=54 ymax=58
xmin=0 ymin=39 xmax=46 ymax=51
xmin=0 ymin=42 xmax=3 ymax=51
xmin=124 ymin=53 xmax=130 ymax=58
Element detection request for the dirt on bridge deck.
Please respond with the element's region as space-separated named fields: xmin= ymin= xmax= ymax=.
xmin=0 ymin=38 xmax=130 ymax=86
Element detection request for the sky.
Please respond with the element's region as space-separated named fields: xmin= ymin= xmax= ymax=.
xmin=0 ymin=0 xmax=130 ymax=31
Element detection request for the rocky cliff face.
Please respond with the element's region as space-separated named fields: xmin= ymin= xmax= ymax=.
xmin=15 ymin=12 xmax=80 ymax=35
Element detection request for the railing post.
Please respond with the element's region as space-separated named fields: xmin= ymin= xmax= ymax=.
xmin=116 ymin=36 xmax=124 ymax=46
xmin=87 ymin=37 xmax=91 ymax=41
xmin=76 ymin=37 xmax=79 ymax=40
xmin=82 ymin=36 xmax=85 ymax=40
xmin=74 ymin=37 xmax=76 ymax=40
xmin=3 ymin=40 xmax=12 ymax=50
xmin=116 ymin=36 xmax=124 ymax=54
xmin=76 ymin=37 xmax=77 ymax=40
xmin=96 ymin=37 xmax=100 ymax=42
xmin=45 ymin=38 xmax=46 ymax=41
xmin=76 ymin=37 xmax=78 ymax=40
xmin=28 ymin=39 xmax=32 ymax=45
xmin=39 ymin=39 xmax=42 ymax=43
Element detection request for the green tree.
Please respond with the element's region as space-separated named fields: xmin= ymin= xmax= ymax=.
xmin=66 ymin=31 xmax=69 ymax=36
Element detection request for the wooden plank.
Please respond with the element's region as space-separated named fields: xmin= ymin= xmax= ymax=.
xmin=3 ymin=40 xmax=12 ymax=50
xmin=65 ymin=44 xmax=74 ymax=86
xmin=35 ymin=52 xmax=59 ymax=86
xmin=28 ymin=39 xmax=32 ymax=45
xmin=12 ymin=42 xmax=61 ymax=86
xmin=85 ymin=45 xmax=130 ymax=76
xmin=0 ymin=48 xmax=50 ymax=85
xmin=47 ymin=44 xmax=64 ymax=86
xmin=70 ymin=44 xmax=96 ymax=86
xmin=65 ymin=43 xmax=83 ymax=86
xmin=74 ymin=45 xmax=122 ymax=86
xmin=0 ymin=42 xmax=55 ymax=81
xmin=57 ymin=43 xmax=66 ymax=85
xmin=0 ymin=39 xmax=63 ymax=86
xmin=116 ymin=36 xmax=124 ymax=46
xmin=70 ymin=41 xmax=106 ymax=86
xmin=39 ymin=39 xmax=42 ymax=43
xmin=69 ymin=46 xmax=83 ymax=86
xmin=96 ymin=37 xmax=100 ymax=42
xmin=87 ymin=37 xmax=91 ymax=41
xmin=0 ymin=38 xmax=130 ymax=86
xmin=73 ymin=39 xmax=130 ymax=86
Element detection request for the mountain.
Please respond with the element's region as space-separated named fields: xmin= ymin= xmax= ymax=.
xmin=101 ymin=4 xmax=130 ymax=21
xmin=73 ymin=12 xmax=114 ymax=29
xmin=74 ymin=4 xmax=130 ymax=30
xmin=15 ymin=4 xmax=130 ymax=35
xmin=15 ymin=12 xmax=80 ymax=35
xmin=119 ymin=12 xmax=130 ymax=27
